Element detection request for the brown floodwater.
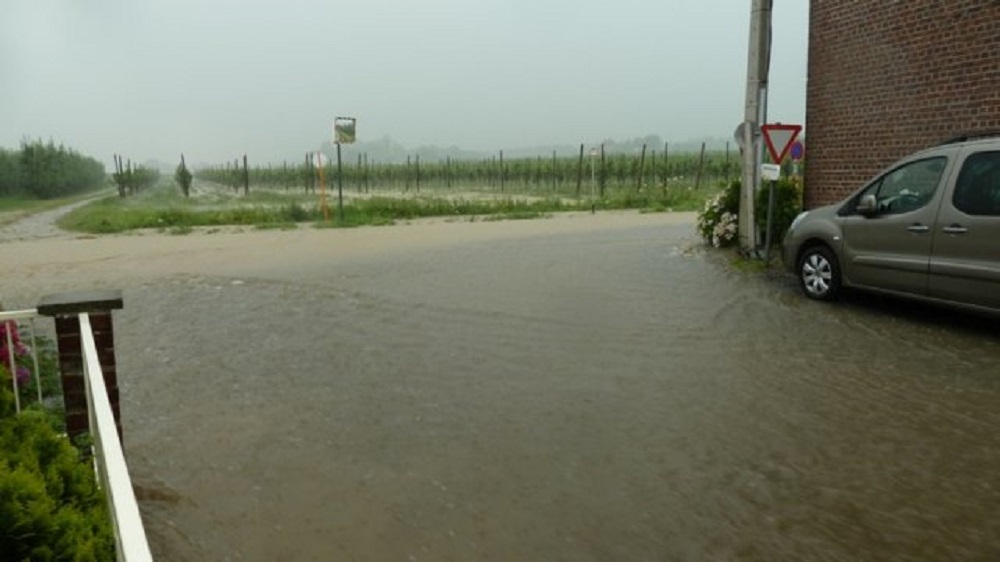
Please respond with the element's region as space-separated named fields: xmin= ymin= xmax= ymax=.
xmin=11 ymin=214 xmax=998 ymax=560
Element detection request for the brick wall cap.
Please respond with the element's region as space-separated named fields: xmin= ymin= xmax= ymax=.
xmin=37 ymin=290 xmax=124 ymax=316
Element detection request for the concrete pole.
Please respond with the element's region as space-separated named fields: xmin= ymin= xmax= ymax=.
xmin=740 ymin=0 xmax=772 ymax=253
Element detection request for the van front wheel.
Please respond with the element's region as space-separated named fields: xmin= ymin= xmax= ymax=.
xmin=797 ymin=246 xmax=841 ymax=301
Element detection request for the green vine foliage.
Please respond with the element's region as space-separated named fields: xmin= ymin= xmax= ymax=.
xmin=175 ymin=158 xmax=193 ymax=197
xmin=0 ymin=364 xmax=114 ymax=560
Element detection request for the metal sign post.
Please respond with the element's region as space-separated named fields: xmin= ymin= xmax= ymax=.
xmin=333 ymin=117 xmax=357 ymax=223
xmin=590 ymin=147 xmax=597 ymax=214
xmin=759 ymin=123 xmax=802 ymax=262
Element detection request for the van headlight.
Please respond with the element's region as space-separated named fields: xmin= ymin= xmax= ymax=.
xmin=788 ymin=211 xmax=809 ymax=233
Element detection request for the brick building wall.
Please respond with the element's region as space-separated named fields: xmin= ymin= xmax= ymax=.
xmin=805 ymin=0 xmax=1000 ymax=208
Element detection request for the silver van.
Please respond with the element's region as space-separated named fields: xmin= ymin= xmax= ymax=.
xmin=783 ymin=134 xmax=1000 ymax=315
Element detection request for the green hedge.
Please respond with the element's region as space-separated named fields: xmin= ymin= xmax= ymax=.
xmin=0 ymin=364 xmax=114 ymax=560
xmin=755 ymin=178 xmax=803 ymax=247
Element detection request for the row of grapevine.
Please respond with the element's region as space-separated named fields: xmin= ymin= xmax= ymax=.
xmin=111 ymin=154 xmax=160 ymax=198
xmin=195 ymin=143 xmax=741 ymax=196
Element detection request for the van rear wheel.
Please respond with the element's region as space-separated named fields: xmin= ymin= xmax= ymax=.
xmin=798 ymin=246 xmax=841 ymax=301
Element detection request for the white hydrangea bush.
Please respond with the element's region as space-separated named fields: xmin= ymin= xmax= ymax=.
xmin=696 ymin=187 xmax=740 ymax=248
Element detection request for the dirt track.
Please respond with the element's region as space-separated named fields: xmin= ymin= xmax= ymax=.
xmin=0 ymin=211 xmax=695 ymax=307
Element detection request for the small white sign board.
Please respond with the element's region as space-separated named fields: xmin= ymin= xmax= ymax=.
xmin=761 ymin=163 xmax=781 ymax=181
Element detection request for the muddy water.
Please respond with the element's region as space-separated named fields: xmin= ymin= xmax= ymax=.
xmin=25 ymin=217 xmax=1000 ymax=560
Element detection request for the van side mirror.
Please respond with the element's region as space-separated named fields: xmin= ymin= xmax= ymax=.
xmin=856 ymin=194 xmax=878 ymax=216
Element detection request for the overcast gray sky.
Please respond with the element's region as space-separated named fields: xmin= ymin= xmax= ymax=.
xmin=1 ymin=0 xmax=808 ymax=166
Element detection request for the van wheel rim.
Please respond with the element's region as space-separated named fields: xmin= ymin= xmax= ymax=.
xmin=802 ymin=254 xmax=832 ymax=296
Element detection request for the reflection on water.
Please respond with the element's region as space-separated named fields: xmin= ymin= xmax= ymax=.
xmin=116 ymin=223 xmax=1000 ymax=560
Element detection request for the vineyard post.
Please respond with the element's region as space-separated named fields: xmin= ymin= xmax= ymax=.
xmin=283 ymin=161 xmax=288 ymax=191
xmin=636 ymin=144 xmax=647 ymax=191
xmin=551 ymin=150 xmax=557 ymax=191
xmin=364 ymin=153 xmax=370 ymax=193
xmin=317 ymin=153 xmax=329 ymax=221
xmin=663 ymin=142 xmax=669 ymax=195
xmin=304 ymin=153 xmax=311 ymax=194
xmin=336 ymin=143 xmax=345 ymax=223
xmin=119 ymin=154 xmax=126 ymax=197
xmin=695 ymin=142 xmax=706 ymax=190
xmin=535 ymin=156 xmax=542 ymax=191
xmin=589 ymin=148 xmax=596 ymax=213
xmin=243 ymin=154 xmax=249 ymax=195
xmin=499 ymin=150 xmax=504 ymax=193
xmin=575 ymin=144 xmax=584 ymax=198
xmin=415 ymin=154 xmax=421 ymax=193
xmin=180 ymin=154 xmax=190 ymax=197
xmin=114 ymin=154 xmax=124 ymax=198
xmin=405 ymin=155 xmax=411 ymax=193
xmin=446 ymin=156 xmax=451 ymax=189
xmin=357 ymin=154 xmax=363 ymax=193
xmin=600 ymin=144 xmax=606 ymax=198
xmin=651 ymin=149 xmax=657 ymax=190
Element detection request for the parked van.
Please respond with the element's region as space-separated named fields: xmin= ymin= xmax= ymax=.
xmin=782 ymin=133 xmax=1000 ymax=315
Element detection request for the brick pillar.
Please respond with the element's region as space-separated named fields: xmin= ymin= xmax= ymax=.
xmin=37 ymin=290 xmax=124 ymax=444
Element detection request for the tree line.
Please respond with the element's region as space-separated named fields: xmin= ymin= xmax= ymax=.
xmin=0 ymin=139 xmax=108 ymax=199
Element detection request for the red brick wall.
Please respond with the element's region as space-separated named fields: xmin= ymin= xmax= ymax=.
xmin=805 ymin=0 xmax=1000 ymax=208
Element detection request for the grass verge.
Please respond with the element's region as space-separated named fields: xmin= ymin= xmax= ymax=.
xmin=57 ymin=183 xmax=712 ymax=234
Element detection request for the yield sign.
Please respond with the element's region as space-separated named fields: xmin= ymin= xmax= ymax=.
xmin=761 ymin=123 xmax=802 ymax=163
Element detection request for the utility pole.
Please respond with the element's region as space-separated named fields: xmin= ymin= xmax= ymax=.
xmin=740 ymin=0 xmax=772 ymax=254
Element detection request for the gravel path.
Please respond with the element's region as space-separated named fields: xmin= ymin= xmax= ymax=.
xmin=0 ymin=196 xmax=103 ymax=243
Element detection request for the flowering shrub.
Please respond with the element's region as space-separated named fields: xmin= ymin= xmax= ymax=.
xmin=0 ymin=321 xmax=31 ymax=389
xmin=696 ymin=180 xmax=741 ymax=248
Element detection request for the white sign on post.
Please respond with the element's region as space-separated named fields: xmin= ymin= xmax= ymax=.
xmin=761 ymin=163 xmax=781 ymax=181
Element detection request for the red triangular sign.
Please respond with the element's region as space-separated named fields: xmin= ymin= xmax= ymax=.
xmin=761 ymin=123 xmax=802 ymax=163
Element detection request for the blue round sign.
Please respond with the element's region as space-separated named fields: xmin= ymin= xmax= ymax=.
xmin=790 ymin=140 xmax=805 ymax=161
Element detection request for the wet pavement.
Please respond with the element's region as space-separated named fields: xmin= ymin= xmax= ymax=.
xmin=109 ymin=219 xmax=1000 ymax=561
xmin=4 ymin=211 xmax=999 ymax=560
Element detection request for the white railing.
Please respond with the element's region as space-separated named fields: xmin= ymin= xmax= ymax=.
xmin=0 ymin=309 xmax=44 ymax=413
xmin=79 ymin=313 xmax=152 ymax=561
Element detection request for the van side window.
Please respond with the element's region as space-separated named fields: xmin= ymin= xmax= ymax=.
xmin=953 ymin=151 xmax=1000 ymax=216
xmin=855 ymin=156 xmax=947 ymax=215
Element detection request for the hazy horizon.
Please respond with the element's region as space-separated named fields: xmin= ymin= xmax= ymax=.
xmin=2 ymin=1 xmax=808 ymax=168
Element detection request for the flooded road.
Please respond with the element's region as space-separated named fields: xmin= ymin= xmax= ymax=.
xmin=4 ymin=212 xmax=999 ymax=560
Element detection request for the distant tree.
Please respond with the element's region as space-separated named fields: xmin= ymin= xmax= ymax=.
xmin=175 ymin=154 xmax=193 ymax=197
xmin=0 ymin=148 xmax=21 ymax=196
xmin=14 ymin=139 xmax=105 ymax=199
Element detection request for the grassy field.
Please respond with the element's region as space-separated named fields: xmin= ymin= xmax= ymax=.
xmin=56 ymin=178 xmax=715 ymax=234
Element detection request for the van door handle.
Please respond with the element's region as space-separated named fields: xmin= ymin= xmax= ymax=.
xmin=942 ymin=224 xmax=969 ymax=234
xmin=906 ymin=224 xmax=930 ymax=233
